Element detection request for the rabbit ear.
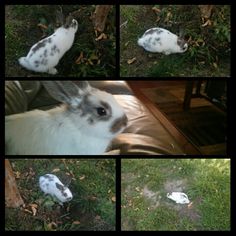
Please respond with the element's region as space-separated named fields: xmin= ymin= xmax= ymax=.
xmin=42 ymin=81 xmax=91 ymax=106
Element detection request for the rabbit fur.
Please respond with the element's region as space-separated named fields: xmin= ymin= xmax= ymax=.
xmin=18 ymin=19 xmax=78 ymax=74
xmin=138 ymin=27 xmax=188 ymax=55
xmin=5 ymin=81 xmax=128 ymax=155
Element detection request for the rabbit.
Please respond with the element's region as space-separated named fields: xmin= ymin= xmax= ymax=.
xmin=137 ymin=27 xmax=188 ymax=55
xmin=167 ymin=192 xmax=190 ymax=204
xmin=5 ymin=81 xmax=128 ymax=155
xmin=39 ymin=174 xmax=73 ymax=204
xmin=18 ymin=17 xmax=78 ymax=75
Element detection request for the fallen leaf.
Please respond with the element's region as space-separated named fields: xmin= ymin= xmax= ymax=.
xmin=72 ymin=221 xmax=81 ymax=225
xmin=108 ymin=189 xmax=111 ymax=194
xmin=79 ymin=175 xmax=85 ymax=180
xmin=135 ymin=187 xmax=140 ymax=192
xmin=75 ymin=52 xmax=84 ymax=64
xmin=125 ymin=41 xmax=130 ymax=47
xmin=152 ymin=7 xmax=161 ymax=14
xmin=213 ymin=62 xmax=218 ymax=68
xmin=24 ymin=209 xmax=32 ymax=214
xmin=15 ymin=171 xmax=21 ymax=179
xmin=52 ymin=168 xmax=60 ymax=173
xmin=111 ymin=196 xmax=116 ymax=202
xmin=95 ymin=33 xmax=107 ymax=41
xmin=47 ymin=222 xmax=57 ymax=231
xmin=127 ymin=57 xmax=136 ymax=64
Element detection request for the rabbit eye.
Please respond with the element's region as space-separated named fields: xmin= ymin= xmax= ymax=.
xmin=96 ymin=107 xmax=107 ymax=116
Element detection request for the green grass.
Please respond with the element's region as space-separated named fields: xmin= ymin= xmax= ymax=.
xmin=121 ymin=159 xmax=230 ymax=231
xmin=5 ymin=159 xmax=116 ymax=231
xmin=5 ymin=5 xmax=115 ymax=77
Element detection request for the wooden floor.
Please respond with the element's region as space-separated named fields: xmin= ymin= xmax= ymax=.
xmin=127 ymin=81 xmax=226 ymax=155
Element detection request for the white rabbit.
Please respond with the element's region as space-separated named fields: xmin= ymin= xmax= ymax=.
xmin=18 ymin=18 xmax=78 ymax=75
xmin=39 ymin=174 xmax=73 ymax=204
xmin=5 ymin=81 xmax=128 ymax=155
xmin=167 ymin=192 xmax=190 ymax=204
xmin=137 ymin=27 xmax=188 ymax=55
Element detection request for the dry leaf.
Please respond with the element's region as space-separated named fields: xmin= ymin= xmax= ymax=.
xmin=75 ymin=52 xmax=84 ymax=64
xmin=202 ymin=19 xmax=212 ymax=27
xmin=135 ymin=187 xmax=140 ymax=192
xmin=47 ymin=222 xmax=57 ymax=231
xmin=52 ymin=168 xmax=60 ymax=173
xmin=95 ymin=33 xmax=107 ymax=41
xmin=125 ymin=41 xmax=130 ymax=47
xmin=72 ymin=221 xmax=81 ymax=225
xmin=152 ymin=7 xmax=161 ymax=14
xmin=37 ymin=23 xmax=48 ymax=30
xmin=127 ymin=57 xmax=136 ymax=64
xmin=111 ymin=196 xmax=116 ymax=202
xmin=79 ymin=175 xmax=85 ymax=180
xmin=213 ymin=62 xmax=218 ymax=68
xmin=95 ymin=215 xmax=101 ymax=220
xmin=15 ymin=171 xmax=21 ymax=179
xmin=108 ymin=189 xmax=111 ymax=194
xmin=24 ymin=209 xmax=32 ymax=214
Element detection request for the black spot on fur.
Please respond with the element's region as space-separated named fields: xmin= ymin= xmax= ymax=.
xmin=44 ymin=49 xmax=47 ymax=57
xmin=144 ymin=28 xmax=163 ymax=36
xmin=51 ymin=45 xmax=60 ymax=54
xmin=155 ymin=37 xmax=160 ymax=42
xmin=41 ymin=58 xmax=48 ymax=65
xmin=110 ymin=115 xmax=128 ymax=134
xmin=34 ymin=60 xmax=39 ymax=64
xmin=32 ymin=39 xmax=47 ymax=53
xmin=44 ymin=174 xmax=54 ymax=181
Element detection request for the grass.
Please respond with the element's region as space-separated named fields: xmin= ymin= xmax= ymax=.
xmin=5 ymin=5 xmax=116 ymax=77
xmin=5 ymin=159 xmax=116 ymax=231
xmin=121 ymin=159 xmax=230 ymax=231
xmin=120 ymin=5 xmax=230 ymax=77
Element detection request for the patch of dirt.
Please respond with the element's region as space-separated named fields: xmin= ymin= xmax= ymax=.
xmin=142 ymin=185 xmax=160 ymax=209
xmin=164 ymin=179 xmax=188 ymax=192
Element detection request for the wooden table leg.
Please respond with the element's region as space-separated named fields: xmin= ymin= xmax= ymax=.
xmin=183 ymin=81 xmax=194 ymax=111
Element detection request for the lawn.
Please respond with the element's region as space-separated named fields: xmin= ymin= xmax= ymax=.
xmin=120 ymin=5 xmax=230 ymax=77
xmin=5 ymin=5 xmax=116 ymax=77
xmin=5 ymin=159 xmax=116 ymax=231
xmin=121 ymin=159 xmax=230 ymax=231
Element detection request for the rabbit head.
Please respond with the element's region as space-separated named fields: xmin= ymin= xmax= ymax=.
xmin=42 ymin=81 xmax=128 ymax=139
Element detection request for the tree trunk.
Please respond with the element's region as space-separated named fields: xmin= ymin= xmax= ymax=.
xmin=198 ymin=5 xmax=214 ymax=19
xmin=92 ymin=5 xmax=112 ymax=32
xmin=5 ymin=160 xmax=24 ymax=208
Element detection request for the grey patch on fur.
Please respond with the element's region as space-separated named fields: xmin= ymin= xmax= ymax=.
xmin=63 ymin=192 xmax=68 ymax=197
xmin=110 ymin=115 xmax=128 ymax=134
xmin=51 ymin=45 xmax=60 ymax=54
xmin=145 ymin=28 xmax=163 ymax=36
xmin=34 ymin=60 xmax=39 ymax=66
xmin=50 ymin=52 xmax=54 ymax=56
xmin=44 ymin=49 xmax=48 ymax=57
xmin=155 ymin=37 xmax=160 ymax=42
xmin=32 ymin=39 xmax=47 ymax=53
xmin=152 ymin=42 xmax=156 ymax=46
xmin=56 ymin=182 xmax=64 ymax=192
xmin=71 ymin=95 xmax=112 ymax=123
xmin=41 ymin=58 xmax=48 ymax=65
xmin=44 ymin=174 xmax=54 ymax=181
xmin=40 ymin=55 xmax=42 ymax=58
xmin=46 ymin=183 xmax=49 ymax=187
xmin=29 ymin=53 xmax=33 ymax=58
xmin=48 ymin=38 xmax=52 ymax=43
xmin=148 ymin=37 xmax=152 ymax=43
xmin=177 ymin=38 xmax=186 ymax=49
